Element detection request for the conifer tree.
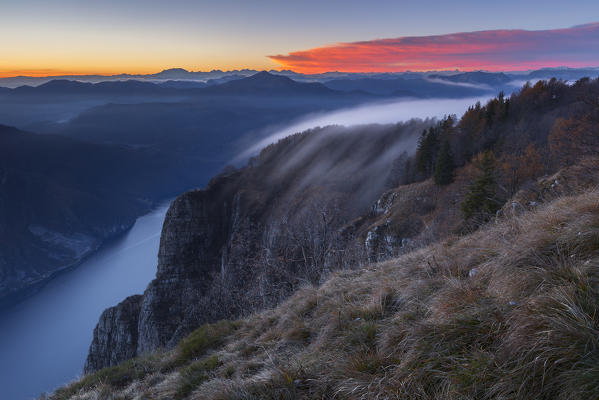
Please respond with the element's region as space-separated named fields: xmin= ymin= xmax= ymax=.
xmin=434 ymin=139 xmax=455 ymax=185
xmin=461 ymin=151 xmax=500 ymax=222
xmin=415 ymin=127 xmax=439 ymax=176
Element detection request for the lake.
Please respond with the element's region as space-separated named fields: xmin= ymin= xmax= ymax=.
xmin=0 ymin=200 xmax=171 ymax=400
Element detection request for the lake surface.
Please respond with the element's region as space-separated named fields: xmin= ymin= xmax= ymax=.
xmin=0 ymin=200 xmax=171 ymax=400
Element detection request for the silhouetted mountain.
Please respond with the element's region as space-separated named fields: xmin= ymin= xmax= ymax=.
xmin=158 ymin=80 xmax=207 ymax=89
xmin=152 ymin=68 xmax=193 ymax=79
xmin=200 ymin=71 xmax=339 ymax=95
xmin=2 ymin=67 xmax=598 ymax=89
xmin=157 ymin=75 xmax=248 ymax=89
xmin=5 ymin=74 xmax=342 ymax=97
xmin=205 ymin=74 xmax=247 ymax=86
xmin=11 ymin=79 xmax=173 ymax=95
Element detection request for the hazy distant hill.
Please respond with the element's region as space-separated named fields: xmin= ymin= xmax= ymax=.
xmin=10 ymin=79 xmax=177 ymax=96
xmin=51 ymin=72 xmax=371 ymax=152
xmin=322 ymin=76 xmax=493 ymax=97
xmin=199 ymin=71 xmax=340 ymax=96
xmin=527 ymin=67 xmax=599 ymax=80
xmin=427 ymin=71 xmax=514 ymax=87
xmin=1 ymin=66 xmax=597 ymax=90
xmin=158 ymin=80 xmax=208 ymax=89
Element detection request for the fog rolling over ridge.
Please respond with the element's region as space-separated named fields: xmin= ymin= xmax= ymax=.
xmin=240 ymin=96 xmax=492 ymax=159
xmin=243 ymin=119 xmax=431 ymax=221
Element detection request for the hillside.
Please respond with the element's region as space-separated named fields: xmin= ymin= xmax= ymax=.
xmin=51 ymin=163 xmax=599 ymax=399
xmin=49 ymin=77 xmax=599 ymax=398
xmin=82 ymin=120 xmax=432 ymax=372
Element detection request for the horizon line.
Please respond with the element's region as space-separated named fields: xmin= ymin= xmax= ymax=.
xmin=1 ymin=65 xmax=599 ymax=80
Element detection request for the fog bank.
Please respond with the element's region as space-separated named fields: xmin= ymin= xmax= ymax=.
xmin=240 ymin=96 xmax=491 ymax=159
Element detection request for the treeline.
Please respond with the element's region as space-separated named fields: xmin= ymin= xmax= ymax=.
xmin=401 ymin=77 xmax=599 ymax=226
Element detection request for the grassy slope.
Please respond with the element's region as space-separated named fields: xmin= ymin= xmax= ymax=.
xmin=51 ymin=167 xmax=599 ymax=400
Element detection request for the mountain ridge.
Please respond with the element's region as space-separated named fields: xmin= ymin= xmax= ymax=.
xmin=2 ymin=67 xmax=598 ymax=89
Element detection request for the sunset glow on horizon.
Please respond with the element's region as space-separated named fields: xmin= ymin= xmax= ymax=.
xmin=2 ymin=0 xmax=599 ymax=78
xmin=270 ymin=23 xmax=599 ymax=74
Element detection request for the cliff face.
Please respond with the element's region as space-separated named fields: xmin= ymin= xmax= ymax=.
xmin=84 ymin=295 xmax=143 ymax=373
xmin=137 ymin=183 xmax=240 ymax=354
xmin=85 ymin=122 xmax=433 ymax=371
xmin=68 ymin=187 xmax=599 ymax=400
xmin=84 ymin=181 xmax=242 ymax=372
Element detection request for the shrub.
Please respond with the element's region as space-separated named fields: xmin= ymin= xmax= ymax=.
xmin=51 ymin=354 xmax=165 ymax=399
xmin=175 ymin=355 xmax=222 ymax=398
xmin=176 ymin=320 xmax=238 ymax=364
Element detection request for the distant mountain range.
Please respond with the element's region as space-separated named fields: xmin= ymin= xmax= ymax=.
xmin=1 ymin=72 xmax=342 ymax=98
xmin=1 ymin=66 xmax=597 ymax=89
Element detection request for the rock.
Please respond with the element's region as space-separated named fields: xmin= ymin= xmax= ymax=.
xmin=84 ymin=295 xmax=143 ymax=373
xmin=86 ymin=185 xmax=239 ymax=371
xmin=84 ymin=124 xmax=454 ymax=373
xmin=137 ymin=189 xmax=233 ymax=354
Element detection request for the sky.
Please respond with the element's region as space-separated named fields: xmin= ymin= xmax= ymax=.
xmin=2 ymin=0 xmax=599 ymax=77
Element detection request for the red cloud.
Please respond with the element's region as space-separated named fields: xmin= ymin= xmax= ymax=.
xmin=269 ymin=23 xmax=599 ymax=73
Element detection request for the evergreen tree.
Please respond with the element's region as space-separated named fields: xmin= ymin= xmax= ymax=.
xmin=461 ymin=151 xmax=501 ymax=222
xmin=434 ymin=139 xmax=455 ymax=185
xmin=415 ymin=127 xmax=439 ymax=177
xmin=415 ymin=129 xmax=430 ymax=174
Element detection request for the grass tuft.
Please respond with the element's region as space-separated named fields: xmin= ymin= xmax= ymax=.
xmin=176 ymin=320 xmax=239 ymax=364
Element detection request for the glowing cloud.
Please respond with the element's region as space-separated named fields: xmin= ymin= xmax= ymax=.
xmin=270 ymin=23 xmax=599 ymax=73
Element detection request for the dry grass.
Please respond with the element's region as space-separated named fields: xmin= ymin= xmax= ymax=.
xmin=50 ymin=188 xmax=599 ymax=399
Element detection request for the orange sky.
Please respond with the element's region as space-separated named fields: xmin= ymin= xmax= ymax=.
xmin=269 ymin=23 xmax=599 ymax=74
xmin=2 ymin=0 xmax=598 ymax=79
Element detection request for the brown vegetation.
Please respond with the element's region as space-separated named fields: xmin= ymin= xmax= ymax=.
xmin=51 ymin=78 xmax=599 ymax=398
xmin=51 ymin=169 xmax=599 ymax=399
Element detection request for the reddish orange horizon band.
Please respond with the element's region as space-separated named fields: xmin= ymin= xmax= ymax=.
xmin=0 ymin=68 xmax=164 ymax=79
xmin=269 ymin=23 xmax=599 ymax=74
xmin=3 ymin=23 xmax=598 ymax=78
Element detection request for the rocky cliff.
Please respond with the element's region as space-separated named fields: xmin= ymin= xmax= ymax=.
xmin=84 ymin=295 xmax=143 ymax=372
xmin=63 ymin=185 xmax=599 ymax=400
xmin=84 ymin=121 xmax=433 ymax=372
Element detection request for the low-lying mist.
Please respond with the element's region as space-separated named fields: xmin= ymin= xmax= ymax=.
xmin=239 ymin=96 xmax=491 ymax=159
xmin=247 ymin=120 xmax=428 ymax=217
